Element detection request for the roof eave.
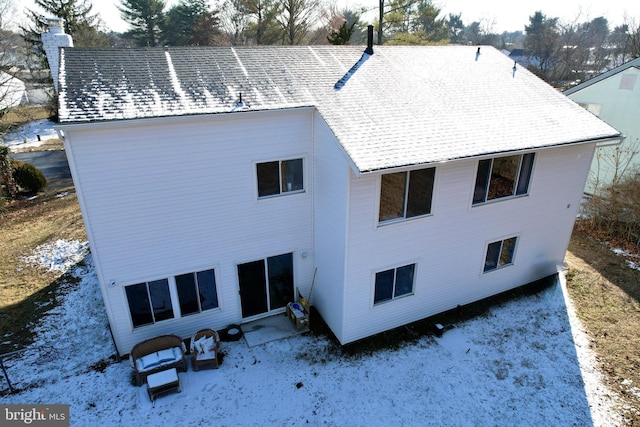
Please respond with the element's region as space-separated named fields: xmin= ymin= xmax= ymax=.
xmin=356 ymin=133 xmax=624 ymax=175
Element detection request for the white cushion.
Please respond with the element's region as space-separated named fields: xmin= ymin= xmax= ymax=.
xmin=139 ymin=353 xmax=160 ymax=370
xmin=157 ymin=348 xmax=175 ymax=363
xmin=173 ymin=346 xmax=183 ymax=360
xmin=203 ymin=336 xmax=215 ymax=352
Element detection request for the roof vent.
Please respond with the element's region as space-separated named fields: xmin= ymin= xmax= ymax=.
xmin=365 ymin=25 xmax=374 ymax=55
xmin=475 ymin=47 xmax=480 ymax=61
xmin=512 ymin=61 xmax=517 ymax=77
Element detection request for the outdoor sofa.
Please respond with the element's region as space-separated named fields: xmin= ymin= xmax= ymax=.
xmin=130 ymin=334 xmax=187 ymax=386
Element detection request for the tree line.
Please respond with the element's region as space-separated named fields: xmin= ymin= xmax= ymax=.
xmin=1 ymin=0 xmax=640 ymax=94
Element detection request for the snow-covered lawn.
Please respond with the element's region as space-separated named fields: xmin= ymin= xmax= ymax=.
xmin=3 ymin=118 xmax=59 ymax=150
xmin=2 ymin=241 xmax=622 ymax=426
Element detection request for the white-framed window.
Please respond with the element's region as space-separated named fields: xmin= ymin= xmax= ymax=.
xmin=484 ymin=237 xmax=518 ymax=272
xmin=577 ymin=102 xmax=602 ymax=117
xmin=379 ymin=167 xmax=435 ymax=223
xmin=125 ymin=279 xmax=174 ymax=328
xmin=125 ymin=268 xmax=220 ymax=328
xmin=257 ymin=158 xmax=304 ymax=198
xmin=374 ymin=264 xmax=415 ymax=304
xmin=175 ymin=269 xmax=219 ymax=316
xmin=473 ymin=153 xmax=535 ymax=205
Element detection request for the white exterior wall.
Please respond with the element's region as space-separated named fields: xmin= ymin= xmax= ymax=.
xmin=63 ymin=109 xmax=316 ymax=355
xmin=567 ymin=67 xmax=640 ymax=193
xmin=337 ymin=143 xmax=595 ymax=344
xmin=311 ymin=115 xmax=351 ymax=339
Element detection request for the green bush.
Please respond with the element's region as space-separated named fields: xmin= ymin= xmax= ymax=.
xmin=12 ymin=160 xmax=47 ymax=194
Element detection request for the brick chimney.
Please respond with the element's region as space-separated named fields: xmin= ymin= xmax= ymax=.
xmin=41 ymin=18 xmax=73 ymax=93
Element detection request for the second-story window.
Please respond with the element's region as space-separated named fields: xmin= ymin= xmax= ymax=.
xmin=473 ymin=153 xmax=535 ymax=205
xmin=379 ymin=167 xmax=435 ymax=223
xmin=257 ymin=159 xmax=304 ymax=198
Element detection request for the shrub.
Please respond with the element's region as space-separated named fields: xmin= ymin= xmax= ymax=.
xmin=580 ymin=169 xmax=640 ymax=246
xmin=12 ymin=160 xmax=47 ymax=194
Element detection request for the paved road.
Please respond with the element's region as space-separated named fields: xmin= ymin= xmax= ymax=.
xmin=11 ymin=150 xmax=72 ymax=182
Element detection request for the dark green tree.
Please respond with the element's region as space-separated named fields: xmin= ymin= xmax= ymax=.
xmin=383 ymin=0 xmax=448 ymax=45
xmin=21 ymin=0 xmax=107 ymax=76
xmin=327 ymin=20 xmax=355 ymax=45
xmin=447 ymin=13 xmax=464 ymax=44
xmin=118 ymin=0 xmax=166 ymax=46
xmin=524 ymin=11 xmax=560 ymax=82
xmin=241 ymin=0 xmax=282 ymax=45
xmin=412 ymin=0 xmax=447 ymax=41
xmin=162 ymin=0 xmax=220 ymax=46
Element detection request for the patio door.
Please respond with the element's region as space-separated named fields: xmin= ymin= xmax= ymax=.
xmin=237 ymin=253 xmax=294 ymax=318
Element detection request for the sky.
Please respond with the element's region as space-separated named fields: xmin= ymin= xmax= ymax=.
xmin=2 ymin=236 xmax=628 ymax=425
xmin=16 ymin=0 xmax=639 ymax=34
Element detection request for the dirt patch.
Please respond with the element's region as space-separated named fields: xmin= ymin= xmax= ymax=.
xmin=566 ymin=229 xmax=640 ymax=424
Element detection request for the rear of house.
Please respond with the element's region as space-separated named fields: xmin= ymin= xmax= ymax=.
xmin=52 ymin=37 xmax=620 ymax=354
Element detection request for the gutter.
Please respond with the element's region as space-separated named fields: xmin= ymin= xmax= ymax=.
xmin=356 ymin=134 xmax=624 ymax=176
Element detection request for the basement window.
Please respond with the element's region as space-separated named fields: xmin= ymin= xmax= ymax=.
xmin=374 ymin=264 xmax=415 ymax=304
xmin=125 ymin=279 xmax=174 ymax=328
xmin=484 ymin=237 xmax=518 ymax=272
xmin=175 ymin=269 xmax=219 ymax=316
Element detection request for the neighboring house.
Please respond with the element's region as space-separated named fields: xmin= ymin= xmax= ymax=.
xmin=48 ymin=28 xmax=621 ymax=356
xmin=0 ymin=72 xmax=26 ymax=111
xmin=565 ymin=57 xmax=640 ymax=194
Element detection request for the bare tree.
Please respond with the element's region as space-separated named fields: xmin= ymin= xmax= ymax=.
xmin=277 ymin=0 xmax=322 ymax=45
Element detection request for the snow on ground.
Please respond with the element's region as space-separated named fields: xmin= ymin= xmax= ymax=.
xmin=2 ymin=119 xmax=58 ymax=150
xmin=611 ymin=247 xmax=640 ymax=271
xmin=2 ymin=242 xmax=623 ymax=426
xmin=19 ymin=240 xmax=89 ymax=273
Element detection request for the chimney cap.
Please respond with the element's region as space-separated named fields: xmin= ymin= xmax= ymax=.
xmin=45 ymin=17 xmax=64 ymax=32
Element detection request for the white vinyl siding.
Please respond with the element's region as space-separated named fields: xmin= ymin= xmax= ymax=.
xmin=337 ymin=144 xmax=594 ymax=344
xmin=311 ymin=114 xmax=350 ymax=340
xmin=64 ymin=109 xmax=316 ymax=354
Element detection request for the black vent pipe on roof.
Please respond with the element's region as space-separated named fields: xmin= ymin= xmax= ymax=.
xmin=365 ymin=24 xmax=374 ymax=55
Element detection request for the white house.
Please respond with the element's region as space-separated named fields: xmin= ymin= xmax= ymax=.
xmin=564 ymin=57 xmax=640 ymax=193
xmin=48 ymin=31 xmax=621 ymax=356
xmin=0 ymin=72 xmax=26 ymax=111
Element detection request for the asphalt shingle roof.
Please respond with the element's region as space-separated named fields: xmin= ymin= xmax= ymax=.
xmin=58 ymin=45 xmax=621 ymax=173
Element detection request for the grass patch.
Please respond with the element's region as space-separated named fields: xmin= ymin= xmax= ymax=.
xmin=0 ymin=183 xmax=86 ymax=353
xmin=566 ymin=229 xmax=640 ymax=424
xmin=0 ymin=106 xmax=51 ymax=134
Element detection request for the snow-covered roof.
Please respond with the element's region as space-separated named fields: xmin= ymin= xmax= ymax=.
xmin=58 ymin=45 xmax=621 ymax=173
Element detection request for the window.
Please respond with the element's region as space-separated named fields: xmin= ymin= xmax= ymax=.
xmin=257 ymin=159 xmax=303 ymax=197
xmin=175 ymin=269 xmax=219 ymax=316
xmin=484 ymin=237 xmax=518 ymax=272
xmin=577 ymin=102 xmax=602 ymax=117
xmin=379 ymin=168 xmax=435 ymax=222
xmin=473 ymin=153 xmax=534 ymax=205
xmin=125 ymin=279 xmax=174 ymax=328
xmin=374 ymin=264 xmax=415 ymax=304
xmin=619 ymin=74 xmax=637 ymax=91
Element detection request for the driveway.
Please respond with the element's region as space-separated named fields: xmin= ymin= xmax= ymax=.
xmin=11 ymin=150 xmax=72 ymax=182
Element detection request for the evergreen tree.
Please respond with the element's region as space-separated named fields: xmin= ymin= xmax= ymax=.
xmin=118 ymin=0 xmax=166 ymax=47
xmin=524 ymin=11 xmax=560 ymax=82
xmin=327 ymin=20 xmax=355 ymax=45
xmin=162 ymin=0 xmax=220 ymax=46
xmin=241 ymin=0 xmax=282 ymax=45
xmin=21 ymin=0 xmax=106 ymax=74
